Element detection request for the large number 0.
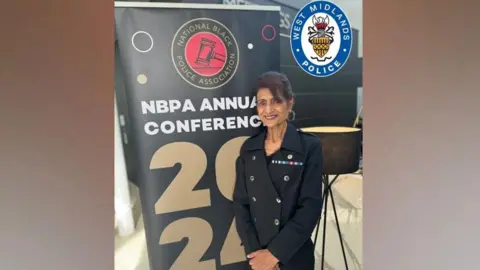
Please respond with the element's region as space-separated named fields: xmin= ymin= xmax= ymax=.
xmin=216 ymin=137 xmax=249 ymax=265
xmin=150 ymin=136 xmax=249 ymax=269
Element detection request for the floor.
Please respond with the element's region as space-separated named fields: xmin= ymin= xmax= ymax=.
xmin=115 ymin=174 xmax=363 ymax=270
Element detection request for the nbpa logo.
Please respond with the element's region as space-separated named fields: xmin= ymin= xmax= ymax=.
xmin=290 ymin=0 xmax=353 ymax=77
xmin=171 ymin=18 xmax=239 ymax=90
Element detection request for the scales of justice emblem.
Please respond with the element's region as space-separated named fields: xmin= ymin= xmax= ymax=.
xmin=308 ymin=15 xmax=335 ymax=62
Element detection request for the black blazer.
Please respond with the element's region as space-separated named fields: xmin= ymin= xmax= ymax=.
xmin=233 ymin=123 xmax=324 ymax=269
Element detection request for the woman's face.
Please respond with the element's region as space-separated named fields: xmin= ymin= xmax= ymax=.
xmin=256 ymin=87 xmax=293 ymax=128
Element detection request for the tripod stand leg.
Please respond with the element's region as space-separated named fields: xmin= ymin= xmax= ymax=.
xmin=313 ymin=175 xmax=329 ymax=248
xmin=329 ymin=187 xmax=349 ymax=270
xmin=313 ymin=210 xmax=322 ymax=248
xmin=320 ymin=181 xmax=329 ymax=270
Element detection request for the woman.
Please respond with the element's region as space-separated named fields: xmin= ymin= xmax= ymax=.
xmin=233 ymin=71 xmax=324 ymax=270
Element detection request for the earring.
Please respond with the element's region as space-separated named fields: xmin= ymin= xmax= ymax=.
xmin=288 ymin=110 xmax=296 ymax=121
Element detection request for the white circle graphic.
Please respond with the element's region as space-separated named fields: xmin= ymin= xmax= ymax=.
xmin=131 ymin=31 xmax=153 ymax=53
xmin=137 ymin=74 xmax=148 ymax=84
xmin=247 ymin=43 xmax=254 ymax=49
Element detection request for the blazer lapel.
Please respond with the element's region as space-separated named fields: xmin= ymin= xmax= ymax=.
xmin=243 ymin=128 xmax=280 ymax=199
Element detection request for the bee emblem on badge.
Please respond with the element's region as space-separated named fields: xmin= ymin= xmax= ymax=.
xmin=308 ymin=15 xmax=335 ymax=62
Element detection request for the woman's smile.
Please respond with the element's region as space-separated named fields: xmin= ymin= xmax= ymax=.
xmin=264 ymin=114 xmax=278 ymax=120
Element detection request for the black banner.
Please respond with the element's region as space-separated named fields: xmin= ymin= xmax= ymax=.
xmin=114 ymin=2 xmax=280 ymax=269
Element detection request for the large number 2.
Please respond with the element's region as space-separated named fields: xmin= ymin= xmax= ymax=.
xmin=151 ymin=142 xmax=210 ymax=214
xmin=150 ymin=136 xmax=249 ymax=269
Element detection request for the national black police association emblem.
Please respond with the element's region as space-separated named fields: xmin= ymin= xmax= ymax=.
xmin=290 ymin=0 xmax=353 ymax=77
xmin=171 ymin=18 xmax=240 ymax=90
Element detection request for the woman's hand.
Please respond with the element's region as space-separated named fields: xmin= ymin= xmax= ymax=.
xmin=247 ymin=249 xmax=279 ymax=270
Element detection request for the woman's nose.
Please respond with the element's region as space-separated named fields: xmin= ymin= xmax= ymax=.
xmin=265 ymin=104 xmax=273 ymax=113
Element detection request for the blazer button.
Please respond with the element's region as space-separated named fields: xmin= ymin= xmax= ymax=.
xmin=276 ymin=198 xmax=281 ymax=203
xmin=252 ymin=197 xmax=256 ymax=202
xmin=250 ymin=176 xmax=255 ymax=181
xmin=284 ymin=175 xmax=290 ymax=181
xmin=252 ymin=155 xmax=256 ymax=160
xmin=274 ymin=219 xmax=280 ymax=226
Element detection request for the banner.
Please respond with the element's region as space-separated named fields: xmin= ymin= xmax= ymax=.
xmin=114 ymin=2 xmax=280 ymax=269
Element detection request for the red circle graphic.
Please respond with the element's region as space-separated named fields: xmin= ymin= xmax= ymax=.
xmin=185 ymin=32 xmax=227 ymax=77
xmin=261 ymin=25 xmax=276 ymax=41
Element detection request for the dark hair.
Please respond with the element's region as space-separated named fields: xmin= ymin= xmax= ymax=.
xmin=254 ymin=71 xmax=295 ymax=102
